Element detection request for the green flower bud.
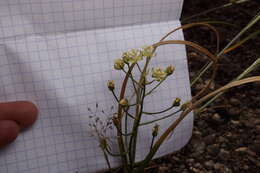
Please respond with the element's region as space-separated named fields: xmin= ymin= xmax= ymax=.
xmin=172 ymin=98 xmax=181 ymax=107
xmin=152 ymin=124 xmax=159 ymax=137
xmin=99 ymin=138 xmax=108 ymax=150
xmin=119 ymin=98 xmax=128 ymax=107
xmin=165 ymin=65 xmax=175 ymax=75
xmin=107 ymin=80 xmax=115 ymax=91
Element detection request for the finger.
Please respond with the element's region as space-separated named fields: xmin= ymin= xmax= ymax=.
xmin=0 ymin=120 xmax=20 ymax=148
xmin=0 ymin=101 xmax=38 ymax=129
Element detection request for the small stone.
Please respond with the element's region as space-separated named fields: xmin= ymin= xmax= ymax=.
xmin=243 ymin=165 xmax=249 ymax=170
xmin=230 ymin=120 xmax=240 ymax=125
xmin=230 ymin=98 xmax=241 ymax=106
xmin=190 ymin=167 xmax=200 ymax=173
xmin=172 ymin=156 xmax=180 ymax=161
xmin=194 ymin=163 xmax=202 ymax=168
xmin=204 ymin=160 xmax=214 ymax=169
xmin=187 ymin=158 xmax=194 ymax=164
xmin=218 ymin=136 xmax=227 ymax=143
xmin=204 ymin=134 xmax=216 ymax=145
xmin=218 ymin=149 xmax=230 ymax=160
xmin=250 ymin=142 xmax=260 ymax=153
xmin=235 ymin=147 xmax=248 ymax=152
xmin=228 ymin=107 xmax=241 ymax=116
xmin=214 ymin=163 xmax=224 ymax=170
xmin=256 ymin=125 xmax=260 ymax=133
xmin=207 ymin=144 xmax=220 ymax=156
xmin=192 ymin=140 xmax=206 ymax=154
xmin=212 ymin=113 xmax=221 ymax=121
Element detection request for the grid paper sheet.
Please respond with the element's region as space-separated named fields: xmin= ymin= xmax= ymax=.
xmin=0 ymin=0 xmax=193 ymax=173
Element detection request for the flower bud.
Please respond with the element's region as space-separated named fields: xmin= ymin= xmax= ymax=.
xmin=152 ymin=124 xmax=159 ymax=137
xmin=122 ymin=52 xmax=131 ymax=63
xmin=107 ymin=80 xmax=115 ymax=91
xmin=99 ymin=138 xmax=107 ymax=150
xmin=114 ymin=59 xmax=125 ymax=70
xmin=112 ymin=113 xmax=119 ymax=127
xmin=172 ymin=98 xmax=181 ymax=107
xmin=119 ymin=98 xmax=128 ymax=107
xmin=142 ymin=45 xmax=154 ymax=57
xmin=165 ymin=65 xmax=175 ymax=75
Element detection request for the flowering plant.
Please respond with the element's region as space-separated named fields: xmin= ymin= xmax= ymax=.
xmin=89 ymin=21 xmax=260 ymax=173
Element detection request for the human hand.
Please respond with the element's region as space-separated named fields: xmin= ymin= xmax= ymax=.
xmin=0 ymin=101 xmax=38 ymax=148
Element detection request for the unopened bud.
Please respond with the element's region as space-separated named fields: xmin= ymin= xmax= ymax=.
xmin=172 ymin=98 xmax=181 ymax=107
xmin=107 ymin=80 xmax=115 ymax=91
xmin=152 ymin=124 xmax=159 ymax=137
xmin=99 ymin=138 xmax=107 ymax=150
xmin=112 ymin=113 xmax=119 ymax=127
xmin=114 ymin=59 xmax=125 ymax=70
xmin=165 ymin=65 xmax=175 ymax=75
xmin=119 ymin=98 xmax=128 ymax=107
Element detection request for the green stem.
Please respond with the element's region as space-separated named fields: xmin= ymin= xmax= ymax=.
xmin=103 ymin=150 xmax=112 ymax=171
xmin=143 ymin=105 xmax=175 ymax=115
xmin=191 ymin=12 xmax=260 ymax=86
xmin=150 ymin=136 xmax=155 ymax=153
xmin=140 ymin=109 xmax=182 ymax=126
xmin=123 ymin=68 xmax=141 ymax=90
xmin=112 ymin=90 xmax=119 ymax=102
xmin=130 ymin=86 xmax=146 ymax=169
xmin=145 ymin=77 xmax=166 ymax=96
xmin=129 ymin=58 xmax=152 ymax=168
xmin=125 ymin=109 xmax=128 ymax=150
xmin=182 ymin=0 xmax=249 ymax=22
xmin=106 ymin=148 xmax=128 ymax=157
xmin=198 ymin=58 xmax=260 ymax=112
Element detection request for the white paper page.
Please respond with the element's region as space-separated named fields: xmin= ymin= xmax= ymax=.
xmin=0 ymin=0 xmax=183 ymax=37
xmin=0 ymin=1 xmax=193 ymax=173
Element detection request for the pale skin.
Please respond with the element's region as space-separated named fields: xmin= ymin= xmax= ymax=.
xmin=0 ymin=101 xmax=38 ymax=148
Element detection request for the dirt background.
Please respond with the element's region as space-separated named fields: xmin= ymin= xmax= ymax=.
xmin=150 ymin=0 xmax=260 ymax=173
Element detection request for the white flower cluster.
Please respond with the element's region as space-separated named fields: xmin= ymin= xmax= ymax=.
xmin=114 ymin=45 xmax=155 ymax=70
xmin=151 ymin=65 xmax=175 ymax=81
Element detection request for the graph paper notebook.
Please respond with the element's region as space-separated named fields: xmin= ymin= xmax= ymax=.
xmin=0 ymin=0 xmax=193 ymax=172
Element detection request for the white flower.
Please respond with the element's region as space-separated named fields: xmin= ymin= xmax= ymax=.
xmin=152 ymin=67 xmax=167 ymax=81
xmin=141 ymin=45 xmax=154 ymax=57
xmin=122 ymin=48 xmax=143 ymax=64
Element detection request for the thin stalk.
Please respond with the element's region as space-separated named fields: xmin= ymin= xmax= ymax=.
xmin=116 ymin=64 xmax=136 ymax=173
xmin=106 ymin=148 xmax=128 ymax=157
xmin=198 ymin=58 xmax=260 ymax=112
xmin=122 ymin=68 xmax=140 ymax=92
xmin=129 ymin=57 xmax=152 ymax=168
xmin=150 ymin=136 xmax=155 ymax=153
xmin=143 ymin=105 xmax=175 ymax=115
xmin=103 ymin=150 xmax=112 ymax=171
xmin=145 ymin=78 xmax=166 ymax=96
xmin=223 ymin=30 xmax=260 ymax=53
xmin=136 ymin=63 xmax=142 ymax=73
xmin=140 ymin=109 xmax=182 ymax=126
xmin=125 ymin=110 xmax=128 ymax=149
xmin=182 ymin=0 xmax=250 ymax=22
xmin=137 ymin=76 xmax=260 ymax=171
xmin=111 ymin=90 xmax=119 ymax=102
xmin=130 ymin=86 xmax=146 ymax=168
xmin=191 ymin=12 xmax=260 ymax=86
